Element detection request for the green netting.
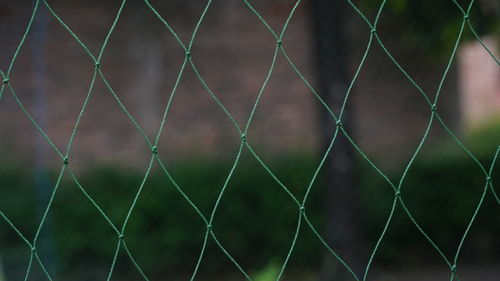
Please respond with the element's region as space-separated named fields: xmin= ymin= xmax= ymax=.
xmin=0 ymin=0 xmax=499 ymax=281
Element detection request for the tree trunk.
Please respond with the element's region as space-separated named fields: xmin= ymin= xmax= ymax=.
xmin=310 ymin=1 xmax=364 ymax=280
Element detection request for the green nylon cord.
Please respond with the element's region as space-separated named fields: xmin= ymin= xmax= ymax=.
xmin=0 ymin=0 xmax=498 ymax=280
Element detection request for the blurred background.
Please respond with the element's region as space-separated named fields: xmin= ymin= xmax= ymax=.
xmin=0 ymin=0 xmax=499 ymax=280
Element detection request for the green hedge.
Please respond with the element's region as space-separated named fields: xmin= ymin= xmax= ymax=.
xmin=0 ymin=153 xmax=325 ymax=279
xmin=1 ymin=122 xmax=499 ymax=278
xmin=359 ymin=121 xmax=500 ymax=265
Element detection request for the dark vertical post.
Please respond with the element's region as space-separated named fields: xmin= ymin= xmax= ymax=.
xmin=31 ymin=3 xmax=57 ymax=276
xmin=0 ymin=254 xmax=4 ymax=281
xmin=309 ymin=1 xmax=364 ymax=280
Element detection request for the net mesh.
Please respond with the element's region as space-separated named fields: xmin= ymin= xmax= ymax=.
xmin=0 ymin=0 xmax=499 ymax=280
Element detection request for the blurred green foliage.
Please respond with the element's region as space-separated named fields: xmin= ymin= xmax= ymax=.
xmin=1 ymin=122 xmax=499 ymax=278
xmin=253 ymin=260 xmax=280 ymax=281
xmin=0 ymin=153 xmax=325 ymax=279
xmin=360 ymin=120 xmax=500 ymax=265
xmin=361 ymin=0 xmax=500 ymax=58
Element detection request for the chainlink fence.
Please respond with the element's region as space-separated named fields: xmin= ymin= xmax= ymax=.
xmin=0 ymin=0 xmax=499 ymax=281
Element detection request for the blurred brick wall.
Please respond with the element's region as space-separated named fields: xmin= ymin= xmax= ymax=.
xmin=0 ymin=0 xmax=319 ymax=168
xmin=0 ymin=0 xmax=470 ymax=169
